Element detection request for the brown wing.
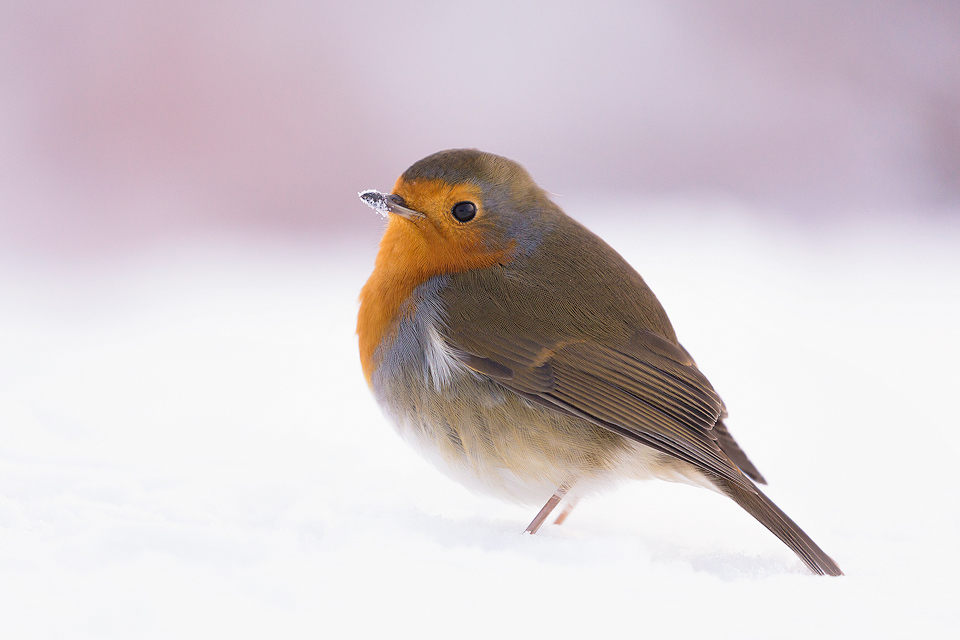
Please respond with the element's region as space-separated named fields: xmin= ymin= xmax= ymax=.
xmin=451 ymin=326 xmax=756 ymax=492
xmin=673 ymin=344 xmax=767 ymax=485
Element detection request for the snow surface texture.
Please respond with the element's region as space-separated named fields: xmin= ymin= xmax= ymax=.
xmin=1 ymin=204 xmax=958 ymax=638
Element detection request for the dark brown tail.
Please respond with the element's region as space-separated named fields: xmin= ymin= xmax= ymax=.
xmin=713 ymin=476 xmax=843 ymax=576
xmin=713 ymin=419 xmax=767 ymax=485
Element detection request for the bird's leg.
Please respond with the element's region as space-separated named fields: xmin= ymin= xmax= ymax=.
xmin=552 ymin=496 xmax=581 ymax=526
xmin=524 ymin=481 xmax=573 ymax=534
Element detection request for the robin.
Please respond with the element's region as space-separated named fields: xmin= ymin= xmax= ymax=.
xmin=357 ymin=149 xmax=842 ymax=576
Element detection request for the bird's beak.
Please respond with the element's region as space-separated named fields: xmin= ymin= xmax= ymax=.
xmin=359 ymin=189 xmax=424 ymax=221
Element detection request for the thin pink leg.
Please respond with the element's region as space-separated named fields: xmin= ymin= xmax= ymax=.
xmin=524 ymin=482 xmax=573 ymax=534
xmin=552 ymin=496 xmax=580 ymax=526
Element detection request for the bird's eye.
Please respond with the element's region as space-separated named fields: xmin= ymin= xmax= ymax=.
xmin=451 ymin=201 xmax=477 ymax=223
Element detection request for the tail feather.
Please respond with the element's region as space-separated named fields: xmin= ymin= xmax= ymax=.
xmin=713 ymin=476 xmax=843 ymax=576
xmin=713 ymin=419 xmax=767 ymax=484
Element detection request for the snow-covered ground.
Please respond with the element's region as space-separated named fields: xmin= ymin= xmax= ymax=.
xmin=1 ymin=204 xmax=958 ymax=638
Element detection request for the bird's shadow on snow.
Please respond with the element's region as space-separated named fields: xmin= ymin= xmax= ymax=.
xmin=393 ymin=508 xmax=803 ymax=580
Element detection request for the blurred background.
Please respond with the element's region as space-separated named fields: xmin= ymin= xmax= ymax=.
xmin=1 ymin=0 xmax=958 ymax=255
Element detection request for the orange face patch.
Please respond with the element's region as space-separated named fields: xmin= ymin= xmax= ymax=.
xmin=356 ymin=177 xmax=515 ymax=385
xmin=391 ymin=177 xmax=496 ymax=268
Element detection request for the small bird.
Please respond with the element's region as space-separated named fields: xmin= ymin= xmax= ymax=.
xmin=357 ymin=149 xmax=842 ymax=576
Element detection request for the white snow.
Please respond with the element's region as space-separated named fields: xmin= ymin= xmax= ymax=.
xmin=1 ymin=205 xmax=958 ymax=638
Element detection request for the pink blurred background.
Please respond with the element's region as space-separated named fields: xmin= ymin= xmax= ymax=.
xmin=1 ymin=0 xmax=958 ymax=255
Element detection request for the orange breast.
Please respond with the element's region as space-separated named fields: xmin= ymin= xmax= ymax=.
xmin=357 ymin=178 xmax=514 ymax=386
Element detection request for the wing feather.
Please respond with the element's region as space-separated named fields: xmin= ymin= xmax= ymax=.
xmin=449 ymin=328 xmax=754 ymax=490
